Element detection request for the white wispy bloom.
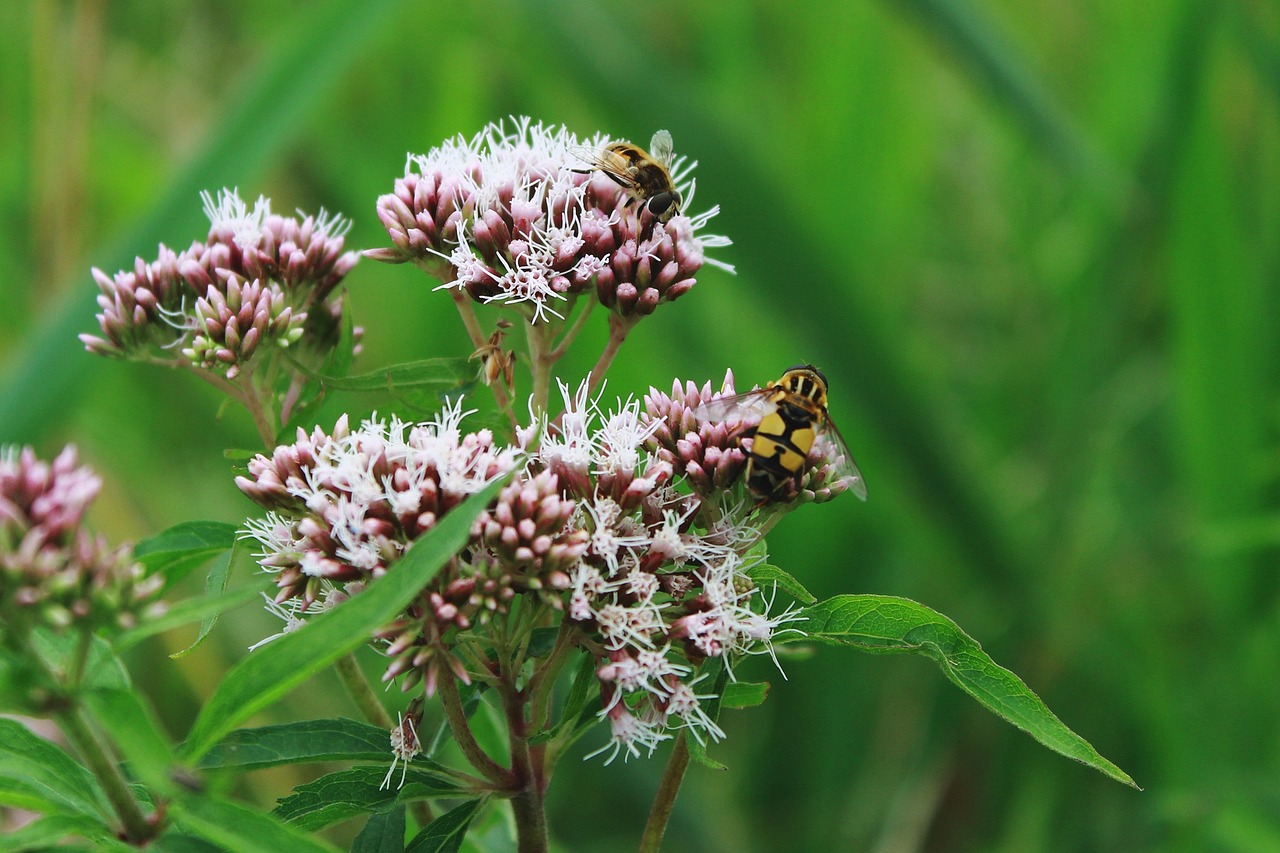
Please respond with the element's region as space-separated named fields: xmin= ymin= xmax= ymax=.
xmin=248 ymin=593 xmax=307 ymax=651
xmin=593 ymin=396 xmax=662 ymax=475
xmin=664 ymin=677 xmax=726 ymax=746
xmin=381 ymin=712 xmax=421 ymax=791
xmin=201 ymin=187 xmax=272 ymax=252
xmin=584 ymin=706 xmax=672 ymax=765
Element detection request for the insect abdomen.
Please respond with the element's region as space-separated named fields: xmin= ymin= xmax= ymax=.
xmin=745 ymin=407 xmax=819 ymax=498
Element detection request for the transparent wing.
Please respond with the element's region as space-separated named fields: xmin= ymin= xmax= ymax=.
xmin=569 ymin=145 xmax=630 ymax=185
xmin=691 ymin=389 xmax=776 ymax=424
xmin=649 ymin=130 xmax=675 ymax=167
xmin=813 ymin=414 xmax=868 ymax=501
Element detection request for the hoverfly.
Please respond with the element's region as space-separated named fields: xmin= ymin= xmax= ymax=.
xmin=693 ymin=365 xmax=867 ymax=503
xmin=577 ymin=129 xmax=682 ymax=223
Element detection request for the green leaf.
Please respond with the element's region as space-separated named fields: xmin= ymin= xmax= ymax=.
xmin=526 ymin=626 xmax=560 ymax=658
xmin=289 ymin=357 xmax=473 ymax=394
xmin=720 ymin=681 xmax=770 ymax=709
xmin=0 ymin=814 xmax=113 ymax=852
xmin=530 ymin=649 xmax=598 ymax=747
xmin=353 ymin=805 xmax=406 ymax=853
xmin=171 ymin=542 xmax=248 ymax=658
xmin=274 ymin=766 xmax=460 ymax=831
xmin=748 ymin=563 xmax=817 ymax=605
xmin=0 ymin=718 xmax=111 ymax=820
xmin=198 ymin=718 xmax=398 ymax=771
xmin=83 ymin=687 xmax=175 ymax=794
xmin=405 ymin=798 xmax=486 ymax=853
xmin=150 ymin=830 xmax=224 ymax=853
xmin=114 ymin=580 xmax=267 ymax=652
xmin=134 ymin=521 xmax=237 ymax=569
xmin=684 ymin=658 xmax=730 ymax=771
xmin=173 ymin=794 xmax=343 ymax=853
xmin=29 ymin=631 xmax=129 ymax=692
xmin=180 ymin=476 xmax=509 ymax=763
xmin=791 ymin=594 xmax=1138 ymax=788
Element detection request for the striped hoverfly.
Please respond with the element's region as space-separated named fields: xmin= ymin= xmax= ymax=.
xmin=693 ymin=365 xmax=867 ymax=503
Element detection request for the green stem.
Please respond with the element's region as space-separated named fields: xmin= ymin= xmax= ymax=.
xmin=499 ymin=652 xmax=547 ymax=853
xmin=438 ymin=669 xmax=512 ymax=786
xmin=527 ymin=622 xmax=577 ymax=733
xmin=639 ymin=734 xmax=691 ymax=853
xmin=546 ymin=296 xmax=594 ymax=361
xmin=57 ymin=705 xmax=155 ymax=843
xmin=526 ymin=319 xmax=555 ymax=416
xmin=333 ymin=652 xmax=393 ymax=730
xmin=451 ymin=290 xmax=517 ymax=425
xmin=587 ymin=314 xmax=634 ymax=395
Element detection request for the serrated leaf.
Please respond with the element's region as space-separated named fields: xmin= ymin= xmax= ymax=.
xmin=83 ymin=687 xmax=175 ymax=795
xmin=198 ymin=718 xmax=397 ymax=770
xmin=748 ymin=563 xmax=817 ymax=605
xmin=405 ymin=798 xmax=486 ymax=853
xmin=114 ymin=581 xmax=267 ymax=652
xmin=353 ymin=805 xmax=406 ymax=853
xmin=0 ymin=718 xmax=111 ymax=820
xmin=274 ymin=766 xmax=460 ymax=831
xmin=791 ymin=594 xmax=1138 ymax=788
xmin=173 ymin=794 xmax=342 ymax=853
xmin=179 ymin=477 xmax=509 ymax=763
xmin=720 ymin=681 xmax=770 ymax=709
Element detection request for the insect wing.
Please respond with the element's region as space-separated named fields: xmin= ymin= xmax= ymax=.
xmin=691 ymin=389 xmax=776 ymax=424
xmin=814 ymin=414 xmax=868 ymax=501
xmin=649 ymin=130 xmax=675 ymax=167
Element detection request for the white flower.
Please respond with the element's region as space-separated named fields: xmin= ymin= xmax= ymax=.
xmin=380 ymin=711 xmax=421 ymax=791
xmin=663 ymin=677 xmax=726 ymax=746
xmin=584 ymin=706 xmax=672 ymax=764
xmin=201 ymin=187 xmax=272 ymax=252
xmin=248 ymin=593 xmax=307 ymax=651
xmin=592 ymin=396 xmax=662 ymax=476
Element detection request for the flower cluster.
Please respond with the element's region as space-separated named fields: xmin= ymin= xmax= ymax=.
xmin=370 ymin=117 xmax=731 ymax=322
xmin=82 ymin=189 xmax=359 ymax=379
xmin=0 ymin=446 xmax=163 ymax=634
xmin=238 ymin=378 xmax=815 ymax=760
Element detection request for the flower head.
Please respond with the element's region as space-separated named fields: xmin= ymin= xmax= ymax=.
xmin=372 ymin=117 xmax=731 ymax=322
xmin=0 ymin=446 xmax=164 ymax=634
xmin=83 ymin=188 xmax=359 ymax=379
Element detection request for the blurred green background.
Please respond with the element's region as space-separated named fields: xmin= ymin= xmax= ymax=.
xmin=3 ymin=0 xmax=1278 ymax=849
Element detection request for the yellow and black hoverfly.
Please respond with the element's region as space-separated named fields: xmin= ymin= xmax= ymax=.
xmin=693 ymin=365 xmax=867 ymax=503
xmin=577 ymin=130 xmax=683 ymax=223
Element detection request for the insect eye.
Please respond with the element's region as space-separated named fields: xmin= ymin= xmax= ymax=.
xmin=647 ymin=192 xmax=677 ymax=218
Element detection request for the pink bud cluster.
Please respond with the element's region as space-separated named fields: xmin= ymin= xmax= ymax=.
xmin=643 ymin=370 xmax=752 ymax=498
xmin=0 ymin=446 xmax=163 ymax=634
xmin=82 ymin=189 xmax=358 ymax=379
xmin=371 ymin=117 xmax=731 ymax=322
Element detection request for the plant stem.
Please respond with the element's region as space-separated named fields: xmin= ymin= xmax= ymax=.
xmin=499 ymin=658 xmax=548 ymax=853
xmin=438 ymin=670 xmax=511 ymax=786
xmin=587 ymin=314 xmax=634 ymax=395
xmin=451 ymin=290 xmax=517 ymax=425
xmin=639 ymin=733 xmax=691 ymax=853
xmin=526 ymin=319 xmax=555 ymax=415
xmin=57 ymin=705 xmax=155 ymax=843
xmin=333 ymin=652 xmax=393 ymax=730
xmin=546 ymin=296 xmax=594 ymax=361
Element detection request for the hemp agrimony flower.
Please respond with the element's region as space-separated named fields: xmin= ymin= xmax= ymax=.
xmin=370 ymin=117 xmax=731 ymax=322
xmin=0 ymin=446 xmax=164 ymax=635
